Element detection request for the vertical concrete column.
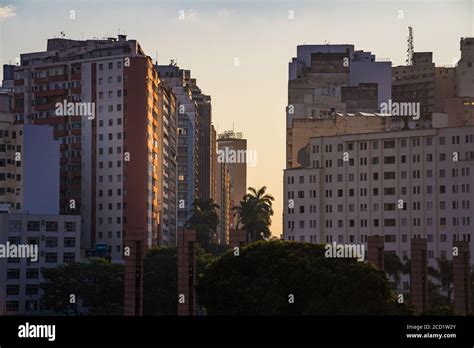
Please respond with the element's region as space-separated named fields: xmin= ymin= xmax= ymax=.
xmin=453 ymin=241 xmax=471 ymax=315
xmin=177 ymin=229 xmax=197 ymax=316
xmin=410 ymin=238 xmax=428 ymax=313
xmin=124 ymin=229 xmax=145 ymax=316
xmin=367 ymin=236 xmax=384 ymax=270
xmin=229 ymin=229 xmax=247 ymax=249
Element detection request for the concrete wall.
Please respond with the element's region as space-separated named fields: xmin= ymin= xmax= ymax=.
xmin=22 ymin=125 xmax=59 ymax=215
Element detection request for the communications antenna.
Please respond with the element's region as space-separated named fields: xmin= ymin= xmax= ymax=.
xmin=407 ymin=26 xmax=414 ymax=65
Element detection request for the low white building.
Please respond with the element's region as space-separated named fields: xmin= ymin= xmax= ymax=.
xmin=0 ymin=212 xmax=81 ymax=315
xmin=283 ymin=125 xmax=474 ymax=289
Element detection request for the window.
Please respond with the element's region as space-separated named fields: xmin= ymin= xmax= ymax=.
xmin=26 ymin=284 xmax=38 ymax=295
xmin=64 ymin=222 xmax=76 ymax=232
xmin=63 ymin=253 xmax=76 ymax=263
xmin=27 ymin=221 xmax=40 ymax=231
xmin=6 ymin=301 xmax=19 ymax=312
xmin=45 ymin=253 xmax=58 ymax=263
xmin=8 ymin=221 xmax=21 ymax=232
xmin=45 ymin=221 xmax=58 ymax=232
xmin=7 ymin=284 xmax=20 ymax=295
xmin=26 ymin=268 xmax=39 ymax=279
xmin=64 ymin=238 xmax=76 ymax=248
xmin=45 ymin=237 xmax=58 ymax=248
xmin=7 ymin=268 xmax=20 ymax=279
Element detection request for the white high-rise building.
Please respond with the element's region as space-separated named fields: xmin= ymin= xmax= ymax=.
xmin=283 ymin=126 xmax=474 ymax=272
xmin=0 ymin=208 xmax=81 ymax=315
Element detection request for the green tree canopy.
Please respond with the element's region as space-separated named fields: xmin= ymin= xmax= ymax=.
xmin=40 ymin=258 xmax=124 ymax=315
xmin=143 ymin=246 xmax=223 ymax=315
xmin=197 ymin=240 xmax=412 ymax=315
xmin=143 ymin=246 xmax=178 ymax=315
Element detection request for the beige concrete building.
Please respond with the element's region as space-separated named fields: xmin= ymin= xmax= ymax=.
xmin=216 ymin=161 xmax=231 ymax=244
xmin=0 ymin=91 xmax=21 ymax=212
xmin=283 ymin=126 xmax=474 ymax=292
xmin=287 ymin=44 xmax=392 ymax=169
xmin=0 ymin=210 xmax=81 ymax=315
xmin=456 ymin=37 xmax=474 ymax=98
xmin=217 ymin=130 xmax=247 ymax=230
xmin=392 ymin=52 xmax=436 ymax=129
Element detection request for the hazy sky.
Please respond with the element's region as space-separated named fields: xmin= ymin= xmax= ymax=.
xmin=1 ymin=0 xmax=472 ymax=236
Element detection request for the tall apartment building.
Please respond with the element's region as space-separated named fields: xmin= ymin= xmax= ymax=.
xmin=192 ymin=87 xmax=216 ymax=203
xmin=216 ymin=161 xmax=231 ymax=244
xmin=11 ymin=35 xmax=172 ymax=263
xmin=157 ymin=64 xmax=203 ymax=229
xmin=456 ymin=37 xmax=474 ymax=98
xmin=287 ymin=44 xmax=393 ymax=169
xmin=1 ymin=91 xmax=60 ymax=215
xmin=0 ymin=210 xmax=81 ymax=315
xmin=283 ymin=126 xmax=474 ymax=272
xmin=210 ymin=125 xmax=217 ymax=204
xmin=217 ymin=130 xmax=247 ymax=229
xmin=433 ymin=38 xmax=474 ymax=129
xmin=10 ymin=35 xmax=174 ymax=315
xmin=392 ymin=52 xmax=436 ymax=127
xmin=156 ymin=83 xmax=178 ymax=245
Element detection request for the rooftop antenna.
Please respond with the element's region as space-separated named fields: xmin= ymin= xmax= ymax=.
xmin=407 ymin=26 xmax=414 ymax=66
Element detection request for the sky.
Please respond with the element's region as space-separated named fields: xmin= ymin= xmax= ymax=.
xmin=0 ymin=0 xmax=473 ymax=236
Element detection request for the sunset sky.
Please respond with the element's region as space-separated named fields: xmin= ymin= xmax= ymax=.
xmin=1 ymin=0 xmax=472 ymax=236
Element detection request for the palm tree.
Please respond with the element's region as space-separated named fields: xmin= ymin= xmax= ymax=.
xmin=233 ymin=186 xmax=274 ymax=243
xmin=401 ymin=256 xmax=411 ymax=275
xmin=428 ymin=258 xmax=453 ymax=302
xmin=186 ymin=198 xmax=219 ymax=249
xmin=384 ymin=251 xmax=404 ymax=288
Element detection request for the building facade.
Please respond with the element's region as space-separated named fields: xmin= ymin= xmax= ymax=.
xmin=0 ymin=211 xmax=81 ymax=315
xmin=216 ymin=161 xmax=231 ymax=244
xmin=11 ymin=35 xmax=171 ymax=263
xmin=456 ymin=37 xmax=474 ymax=98
xmin=217 ymin=130 xmax=247 ymax=230
xmin=283 ymin=126 xmax=474 ymax=273
xmin=286 ymin=44 xmax=393 ymax=169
